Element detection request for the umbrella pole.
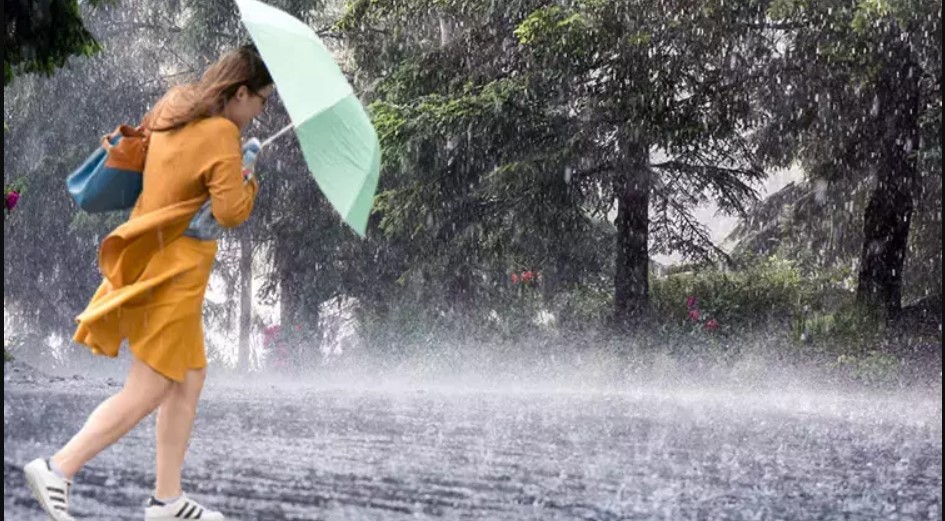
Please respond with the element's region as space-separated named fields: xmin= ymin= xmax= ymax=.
xmin=262 ymin=123 xmax=295 ymax=148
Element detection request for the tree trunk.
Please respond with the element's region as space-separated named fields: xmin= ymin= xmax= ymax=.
xmin=276 ymin=232 xmax=322 ymax=367
xmin=238 ymin=230 xmax=253 ymax=372
xmin=279 ymin=260 xmax=299 ymax=328
xmin=856 ymin=46 xmax=922 ymax=320
xmin=613 ymin=143 xmax=651 ymax=329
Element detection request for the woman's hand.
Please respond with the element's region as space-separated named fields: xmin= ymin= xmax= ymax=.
xmin=241 ymin=138 xmax=262 ymax=182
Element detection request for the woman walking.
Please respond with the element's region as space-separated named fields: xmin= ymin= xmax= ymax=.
xmin=24 ymin=44 xmax=274 ymax=521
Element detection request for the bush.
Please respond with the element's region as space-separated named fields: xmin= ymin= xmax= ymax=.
xmin=550 ymin=284 xmax=612 ymax=332
xmin=833 ymin=350 xmax=903 ymax=386
xmin=651 ymin=257 xmax=856 ymax=335
xmin=655 ymin=258 xmax=822 ymax=326
xmin=793 ymin=303 xmax=886 ymax=347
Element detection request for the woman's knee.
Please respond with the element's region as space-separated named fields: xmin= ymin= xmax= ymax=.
xmin=124 ymin=359 xmax=173 ymax=411
xmin=182 ymin=367 xmax=207 ymax=396
xmin=165 ymin=367 xmax=207 ymax=407
xmin=188 ymin=367 xmax=208 ymax=384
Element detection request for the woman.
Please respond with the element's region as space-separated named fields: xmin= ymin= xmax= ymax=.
xmin=24 ymin=44 xmax=274 ymax=521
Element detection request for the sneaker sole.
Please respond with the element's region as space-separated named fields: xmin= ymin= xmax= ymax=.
xmin=145 ymin=512 xmax=226 ymax=521
xmin=24 ymin=463 xmax=70 ymax=521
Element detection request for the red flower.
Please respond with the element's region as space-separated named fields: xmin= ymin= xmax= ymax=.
xmin=704 ymin=319 xmax=720 ymax=331
xmin=688 ymin=309 xmax=701 ymax=321
xmin=5 ymin=190 xmax=20 ymax=212
xmin=510 ymin=273 xmax=519 ymax=284
xmin=522 ymin=271 xmax=534 ymax=283
xmin=687 ymin=295 xmax=698 ymax=310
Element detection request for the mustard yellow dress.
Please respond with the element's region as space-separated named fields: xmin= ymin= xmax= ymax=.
xmin=73 ymin=116 xmax=259 ymax=382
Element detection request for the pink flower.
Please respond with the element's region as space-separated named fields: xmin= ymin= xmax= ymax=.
xmin=686 ymin=296 xmax=698 ymax=310
xmin=263 ymin=325 xmax=281 ymax=337
xmin=688 ymin=309 xmax=701 ymax=321
xmin=510 ymin=273 xmax=519 ymax=284
xmin=522 ymin=271 xmax=534 ymax=283
xmin=262 ymin=325 xmax=281 ymax=348
xmin=704 ymin=319 xmax=720 ymax=331
xmin=5 ymin=190 xmax=20 ymax=212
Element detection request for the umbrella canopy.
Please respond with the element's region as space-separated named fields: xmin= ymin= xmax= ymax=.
xmin=236 ymin=0 xmax=381 ymax=237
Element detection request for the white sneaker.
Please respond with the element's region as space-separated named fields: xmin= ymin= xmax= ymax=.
xmin=144 ymin=493 xmax=225 ymax=520
xmin=23 ymin=458 xmax=75 ymax=521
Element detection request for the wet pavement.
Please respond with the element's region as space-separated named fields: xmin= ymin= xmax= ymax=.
xmin=4 ymin=366 xmax=942 ymax=520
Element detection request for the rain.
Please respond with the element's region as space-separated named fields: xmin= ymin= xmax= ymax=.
xmin=4 ymin=0 xmax=942 ymax=520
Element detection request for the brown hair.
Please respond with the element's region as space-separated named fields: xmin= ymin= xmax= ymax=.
xmin=143 ymin=45 xmax=273 ymax=132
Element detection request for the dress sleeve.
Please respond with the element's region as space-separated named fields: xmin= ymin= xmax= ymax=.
xmin=198 ymin=118 xmax=260 ymax=228
xmin=204 ymin=156 xmax=259 ymax=228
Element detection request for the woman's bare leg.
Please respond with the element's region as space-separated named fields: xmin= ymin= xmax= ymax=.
xmin=154 ymin=367 xmax=207 ymax=499
xmin=50 ymin=357 xmax=173 ymax=478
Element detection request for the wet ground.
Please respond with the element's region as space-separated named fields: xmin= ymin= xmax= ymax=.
xmin=4 ymin=363 xmax=942 ymax=520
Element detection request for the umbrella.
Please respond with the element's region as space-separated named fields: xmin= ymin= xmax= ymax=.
xmin=236 ymin=0 xmax=381 ymax=237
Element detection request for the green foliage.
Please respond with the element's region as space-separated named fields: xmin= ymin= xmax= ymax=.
xmin=759 ymin=0 xmax=940 ymax=169
xmin=513 ymin=6 xmax=589 ymax=48
xmin=651 ymin=257 xmax=854 ymax=329
xmin=833 ymin=350 xmax=903 ymax=385
xmin=549 ymin=284 xmax=613 ymax=332
xmin=794 ymin=303 xmax=886 ymax=346
xmin=4 ymin=0 xmax=108 ymax=86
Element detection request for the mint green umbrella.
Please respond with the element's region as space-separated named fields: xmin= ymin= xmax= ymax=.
xmin=236 ymin=0 xmax=380 ymax=237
